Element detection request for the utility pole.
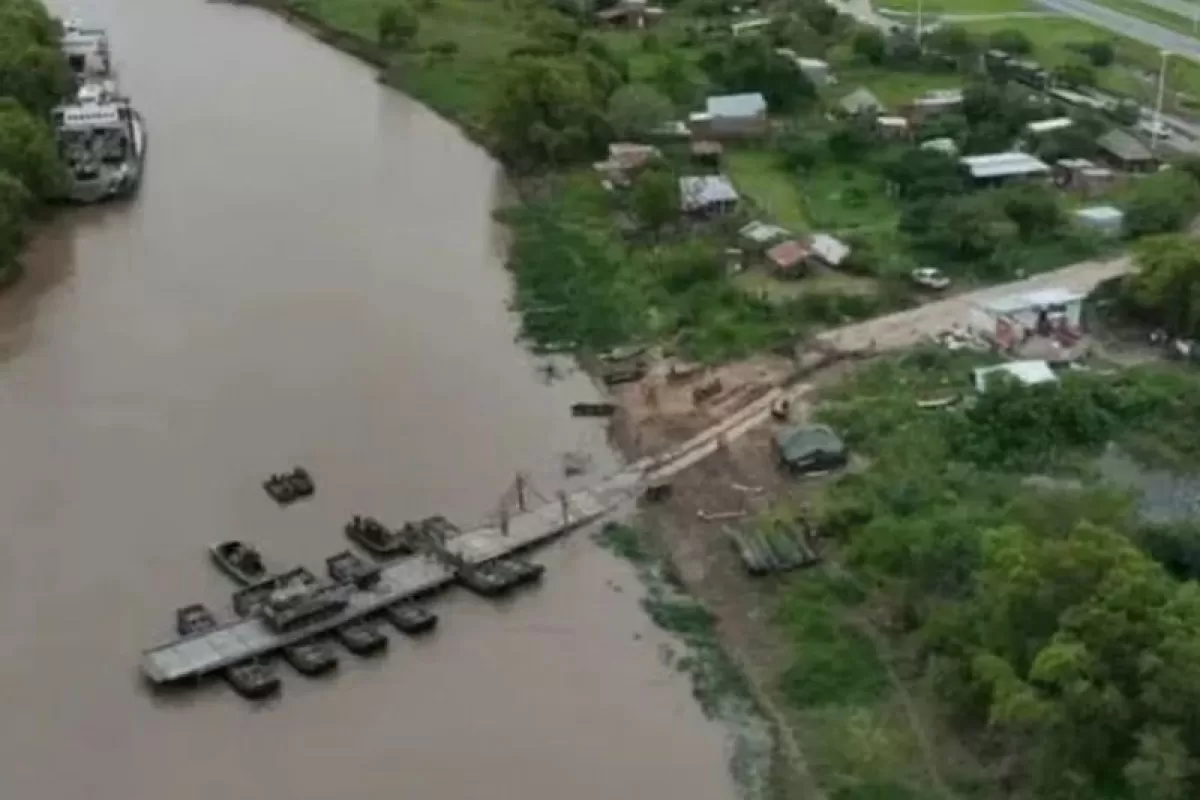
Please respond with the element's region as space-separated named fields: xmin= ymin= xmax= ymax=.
xmin=1152 ymin=50 xmax=1170 ymax=155
xmin=915 ymin=0 xmax=923 ymax=43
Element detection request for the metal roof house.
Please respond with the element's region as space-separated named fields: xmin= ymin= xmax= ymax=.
xmin=839 ymin=87 xmax=883 ymax=116
xmin=1095 ymin=129 xmax=1157 ymax=172
xmin=961 ymin=152 xmax=1051 ymax=185
xmin=689 ymin=93 xmax=769 ymax=139
xmin=680 ymin=175 xmax=739 ymax=214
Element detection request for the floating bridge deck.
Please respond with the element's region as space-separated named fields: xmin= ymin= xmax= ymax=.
xmin=141 ymin=386 xmax=790 ymax=685
xmin=141 ymin=476 xmax=640 ymax=684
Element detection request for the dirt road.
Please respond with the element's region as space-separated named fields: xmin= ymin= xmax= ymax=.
xmin=815 ymin=255 xmax=1132 ymax=353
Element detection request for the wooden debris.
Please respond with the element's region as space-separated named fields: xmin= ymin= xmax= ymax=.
xmin=726 ymin=523 xmax=820 ymax=576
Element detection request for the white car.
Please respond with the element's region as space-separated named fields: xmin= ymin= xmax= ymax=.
xmin=910 ymin=267 xmax=951 ymax=290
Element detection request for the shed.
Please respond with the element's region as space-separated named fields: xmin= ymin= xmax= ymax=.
xmin=806 ymin=233 xmax=850 ymax=267
xmin=766 ymin=239 xmax=808 ymax=273
xmin=839 ymin=87 xmax=883 ymax=116
xmin=1095 ymin=129 xmax=1156 ymax=171
xmin=1026 ymin=117 xmax=1073 ymax=136
xmin=740 ymin=221 xmax=790 ymax=246
xmin=961 ymin=152 xmax=1051 ymax=184
xmin=921 ymin=137 xmax=958 ymax=156
xmin=680 ymin=174 xmax=739 ymax=214
xmin=972 ymin=360 xmax=1058 ymax=393
xmin=1073 ymin=205 xmax=1124 ymax=238
xmin=970 ymin=287 xmax=1085 ymax=347
xmin=877 ymin=116 xmax=910 ymax=137
xmin=911 ymin=89 xmax=963 ymax=115
xmin=774 ymin=425 xmax=847 ymax=474
xmin=795 ymin=57 xmax=832 ymax=86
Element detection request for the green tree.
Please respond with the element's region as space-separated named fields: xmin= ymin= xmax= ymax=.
xmin=606 ymin=83 xmax=673 ymax=139
xmin=920 ymin=194 xmax=1017 ymax=261
xmin=1126 ymin=234 xmax=1200 ymax=336
xmin=486 ymin=54 xmax=610 ymax=168
xmin=377 ymin=1 xmax=419 ymax=49
xmin=988 ymin=28 xmax=1033 ymax=55
xmin=0 ymin=98 xmax=63 ymax=200
xmin=0 ymin=31 xmax=72 ymax=115
xmin=1124 ymin=726 xmax=1192 ymax=800
xmin=852 ymin=29 xmax=886 ymax=66
xmin=630 ymin=166 xmax=680 ymax=232
xmin=1077 ymin=39 xmax=1116 ymax=67
xmin=1055 ymin=59 xmax=1096 ymax=88
xmin=925 ymin=24 xmax=977 ymax=59
xmin=998 ymin=183 xmax=1063 ymax=240
xmin=1125 ymin=171 xmax=1200 ymax=238
xmin=702 ymin=38 xmax=816 ymax=113
xmin=881 ymin=147 xmax=965 ymax=201
xmin=0 ymin=169 xmax=32 ymax=271
xmin=652 ymin=49 xmax=700 ymax=108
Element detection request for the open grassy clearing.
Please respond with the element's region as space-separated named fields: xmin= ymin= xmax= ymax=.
xmin=727 ymin=150 xmax=811 ymax=231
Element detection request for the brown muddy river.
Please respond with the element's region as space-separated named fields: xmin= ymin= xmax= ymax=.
xmin=0 ymin=2 xmax=738 ymax=797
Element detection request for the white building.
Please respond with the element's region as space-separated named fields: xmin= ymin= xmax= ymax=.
xmin=961 ymin=152 xmax=1052 ymax=184
xmin=972 ymin=360 xmax=1058 ymax=393
xmin=969 ymin=288 xmax=1085 ymax=349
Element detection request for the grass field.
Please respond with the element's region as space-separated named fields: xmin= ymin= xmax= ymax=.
xmin=726 ymin=150 xmax=810 ymax=232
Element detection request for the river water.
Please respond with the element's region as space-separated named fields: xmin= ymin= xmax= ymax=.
xmin=0 ymin=2 xmax=738 ymax=797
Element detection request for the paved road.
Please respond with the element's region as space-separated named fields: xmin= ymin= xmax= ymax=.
xmin=1127 ymin=0 xmax=1200 ymax=29
xmin=815 ymin=255 xmax=1133 ymax=353
xmin=1035 ymin=0 xmax=1200 ymax=62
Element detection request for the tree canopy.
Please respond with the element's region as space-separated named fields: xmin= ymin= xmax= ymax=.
xmin=0 ymin=0 xmax=70 ymax=273
xmin=1126 ymin=234 xmax=1200 ymax=337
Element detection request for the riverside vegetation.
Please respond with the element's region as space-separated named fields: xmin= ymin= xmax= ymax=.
xmin=0 ymin=0 xmax=71 ymax=282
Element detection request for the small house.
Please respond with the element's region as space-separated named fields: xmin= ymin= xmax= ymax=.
xmin=594 ymin=0 xmax=665 ymax=27
xmin=1025 ymin=117 xmax=1073 ymax=137
xmin=680 ymin=174 xmax=739 ymax=215
xmin=907 ymin=89 xmax=963 ymax=121
xmin=1095 ymin=129 xmax=1158 ymax=172
xmin=1073 ymin=205 xmax=1124 ymax=238
xmin=740 ymin=221 xmax=791 ymax=249
xmin=689 ymin=93 xmax=769 ymax=139
xmin=921 ymin=137 xmax=959 ymax=157
xmin=969 ymin=287 xmax=1085 ymax=349
xmin=766 ymin=239 xmax=808 ymax=274
xmin=806 ymin=233 xmax=850 ymax=268
xmin=774 ymin=425 xmax=848 ymax=474
xmin=593 ymin=142 xmax=660 ymax=187
xmin=877 ymin=115 xmax=910 ymax=139
xmin=961 ymin=152 xmax=1051 ymax=186
xmin=972 ymin=360 xmax=1058 ymax=393
xmin=839 ymin=87 xmax=883 ymax=116
xmin=1054 ymin=158 xmax=1115 ymax=196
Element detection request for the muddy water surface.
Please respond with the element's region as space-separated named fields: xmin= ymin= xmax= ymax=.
xmin=0 ymin=2 xmax=737 ymax=797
